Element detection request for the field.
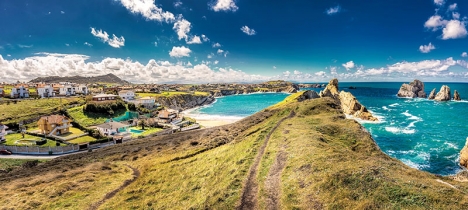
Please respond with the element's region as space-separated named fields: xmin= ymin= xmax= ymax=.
xmin=2 ymin=95 xmax=468 ymax=209
xmin=68 ymin=136 xmax=98 ymax=144
xmin=67 ymin=105 xmax=127 ymax=127
xmin=3 ymin=133 xmax=65 ymax=147
xmin=129 ymin=127 xmax=163 ymax=137
xmin=0 ymin=97 xmax=83 ymax=126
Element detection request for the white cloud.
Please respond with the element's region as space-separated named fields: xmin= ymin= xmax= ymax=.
xmin=118 ymin=0 xmax=175 ymax=23
xmin=0 ymin=53 xmax=269 ymax=84
xmin=452 ymin=12 xmax=460 ymax=20
xmin=442 ymin=20 xmax=467 ymax=40
xmin=273 ymin=66 xmax=277 ymax=69
xmin=342 ymin=61 xmax=355 ymax=70
xmin=224 ymin=51 xmax=229 ymax=57
xmin=169 ymin=46 xmax=191 ymax=58
xmin=60 ymin=11 xmax=65 ymax=14
xmin=18 ymin=44 xmax=33 ymax=48
xmin=84 ymin=42 xmax=93 ymax=47
xmin=448 ymin=3 xmax=457 ymax=11
xmin=240 ymin=26 xmax=256 ymax=35
xmin=207 ymin=53 xmax=214 ymax=59
xmin=434 ymin=0 xmax=445 ymax=6
xmin=462 ymin=52 xmax=468 ymax=57
xmin=90 ymin=28 xmax=125 ymax=48
xmin=330 ymin=66 xmax=338 ymax=74
xmin=154 ymin=42 xmax=158 ymax=47
xmin=173 ymin=18 xmax=191 ymax=41
xmin=326 ymin=5 xmax=341 ymax=15
xmin=201 ymin=34 xmax=209 ymax=42
xmin=315 ymin=71 xmax=326 ymax=77
xmin=210 ymin=0 xmax=238 ymax=12
xmin=419 ymin=42 xmax=436 ymax=53
xmin=212 ymin=42 xmax=221 ymax=48
xmin=424 ymin=15 xmax=447 ymax=31
xmin=187 ymin=36 xmax=202 ymax=44
xmin=174 ymin=1 xmax=183 ymax=8
xmin=214 ymin=60 xmax=219 ymax=65
xmin=217 ymin=49 xmax=224 ymax=54
xmin=65 ymin=44 xmax=70 ymax=47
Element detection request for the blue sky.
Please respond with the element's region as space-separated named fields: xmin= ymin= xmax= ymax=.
xmin=0 ymin=0 xmax=468 ymax=83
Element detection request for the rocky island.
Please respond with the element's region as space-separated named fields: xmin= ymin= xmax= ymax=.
xmin=397 ymin=79 xmax=462 ymax=101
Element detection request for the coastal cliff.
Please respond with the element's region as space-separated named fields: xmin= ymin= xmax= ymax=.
xmin=211 ymin=84 xmax=299 ymax=97
xmin=3 ymin=92 xmax=468 ymax=209
xmin=153 ymin=94 xmax=215 ymax=111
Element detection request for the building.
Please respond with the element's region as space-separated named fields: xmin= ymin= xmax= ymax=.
xmin=75 ymin=84 xmax=89 ymax=95
xmin=92 ymin=94 xmax=118 ymax=101
xmin=0 ymin=123 xmax=8 ymax=143
xmin=36 ymin=84 xmax=54 ymax=98
xmin=95 ymin=121 xmax=131 ymax=136
xmin=59 ymin=84 xmax=76 ymax=96
xmin=11 ymin=85 xmax=30 ymax=98
xmin=118 ymin=90 xmax=135 ymax=101
xmin=0 ymin=86 xmax=4 ymax=97
xmin=131 ymin=97 xmax=156 ymax=109
xmin=158 ymin=109 xmax=178 ymax=123
xmin=37 ymin=115 xmax=72 ymax=136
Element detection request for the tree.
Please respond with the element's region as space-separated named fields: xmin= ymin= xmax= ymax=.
xmin=138 ymin=119 xmax=147 ymax=130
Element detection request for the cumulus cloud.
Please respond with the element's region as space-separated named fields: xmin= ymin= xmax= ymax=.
xmin=212 ymin=42 xmax=221 ymax=48
xmin=326 ymin=5 xmax=341 ymax=15
xmin=419 ymin=42 xmax=436 ymax=53
xmin=201 ymin=34 xmax=209 ymax=42
xmin=462 ymin=52 xmax=468 ymax=57
xmin=169 ymin=46 xmax=191 ymax=58
xmin=315 ymin=71 xmax=326 ymax=77
xmin=342 ymin=61 xmax=355 ymax=70
xmin=210 ymin=0 xmax=238 ymax=12
xmin=90 ymin=28 xmax=125 ymax=48
xmin=207 ymin=53 xmax=214 ymax=59
xmin=240 ymin=26 xmax=256 ymax=35
xmin=448 ymin=3 xmax=457 ymax=11
xmin=442 ymin=20 xmax=468 ymax=40
xmin=174 ymin=1 xmax=183 ymax=8
xmin=217 ymin=49 xmax=224 ymax=54
xmin=187 ymin=36 xmax=202 ymax=44
xmin=424 ymin=15 xmax=447 ymax=31
xmin=434 ymin=0 xmax=445 ymax=6
xmin=0 ymin=53 xmax=269 ymax=84
xmin=118 ymin=0 xmax=175 ymax=23
xmin=173 ymin=18 xmax=191 ymax=41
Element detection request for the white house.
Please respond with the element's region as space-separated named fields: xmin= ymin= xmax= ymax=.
xmin=75 ymin=84 xmax=89 ymax=95
xmin=118 ymin=90 xmax=135 ymax=101
xmin=95 ymin=121 xmax=130 ymax=136
xmin=37 ymin=85 xmax=54 ymax=98
xmin=11 ymin=85 xmax=29 ymax=98
xmin=131 ymin=97 xmax=156 ymax=109
xmin=0 ymin=123 xmax=8 ymax=143
xmin=59 ymin=85 xmax=76 ymax=96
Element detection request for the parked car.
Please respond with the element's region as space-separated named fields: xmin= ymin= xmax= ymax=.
xmin=0 ymin=149 xmax=12 ymax=155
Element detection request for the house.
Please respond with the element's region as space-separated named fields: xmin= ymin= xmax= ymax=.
xmin=37 ymin=115 xmax=72 ymax=136
xmin=0 ymin=123 xmax=8 ymax=143
xmin=36 ymin=84 xmax=54 ymax=98
xmin=0 ymin=86 xmax=4 ymax=97
xmin=92 ymin=94 xmax=118 ymax=101
xmin=131 ymin=97 xmax=156 ymax=109
xmin=11 ymin=85 xmax=30 ymax=98
xmin=118 ymin=90 xmax=135 ymax=101
xmin=75 ymin=84 xmax=89 ymax=95
xmin=59 ymin=84 xmax=76 ymax=96
xmin=95 ymin=121 xmax=131 ymax=136
xmin=158 ymin=109 xmax=178 ymax=123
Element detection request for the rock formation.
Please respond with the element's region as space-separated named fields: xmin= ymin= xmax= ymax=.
xmin=460 ymin=138 xmax=468 ymax=168
xmin=319 ymin=79 xmax=339 ymax=98
xmin=296 ymin=90 xmax=320 ymax=102
xmin=454 ymin=90 xmax=461 ymax=101
xmin=397 ymin=79 xmax=426 ymax=98
xmin=428 ymin=88 xmax=437 ymax=100
xmin=339 ymin=91 xmax=378 ymax=121
xmin=434 ymin=85 xmax=451 ymax=101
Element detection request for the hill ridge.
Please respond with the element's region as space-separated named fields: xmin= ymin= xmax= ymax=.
xmin=29 ymin=73 xmax=130 ymax=84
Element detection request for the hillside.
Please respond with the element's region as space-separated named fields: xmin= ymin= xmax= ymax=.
xmin=29 ymin=73 xmax=130 ymax=85
xmin=2 ymin=93 xmax=468 ymax=209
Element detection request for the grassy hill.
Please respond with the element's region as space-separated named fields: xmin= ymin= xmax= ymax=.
xmin=29 ymin=73 xmax=130 ymax=85
xmin=1 ymin=93 xmax=468 ymax=209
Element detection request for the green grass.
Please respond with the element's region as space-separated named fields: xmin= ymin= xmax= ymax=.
xmin=59 ymin=127 xmax=85 ymax=138
xmin=0 ymin=159 xmax=47 ymax=172
xmin=0 ymin=97 xmax=83 ymax=125
xmin=68 ymin=136 xmax=97 ymax=144
xmin=3 ymin=133 xmax=65 ymax=147
xmin=129 ymin=126 xmax=163 ymax=137
xmin=67 ymin=105 xmax=127 ymax=127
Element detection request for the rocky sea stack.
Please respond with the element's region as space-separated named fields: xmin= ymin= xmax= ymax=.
xmin=434 ymin=85 xmax=451 ymax=101
xmin=460 ymin=138 xmax=468 ymax=168
xmin=454 ymin=90 xmax=461 ymax=101
xmin=397 ymin=79 xmax=426 ymax=98
xmin=428 ymin=88 xmax=437 ymax=100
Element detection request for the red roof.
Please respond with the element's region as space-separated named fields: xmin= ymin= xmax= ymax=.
xmin=40 ymin=115 xmax=69 ymax=124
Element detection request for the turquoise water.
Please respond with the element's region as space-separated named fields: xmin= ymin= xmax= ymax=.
xmin=185 ymin=93 xmax=290 ymax=120
xmin=190 ymin=83 xmax=468 ymax=175
xmin=130 ymin=129 xmax=144 ymax=134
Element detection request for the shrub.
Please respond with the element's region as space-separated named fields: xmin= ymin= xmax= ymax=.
xmin=83 ymin=100 xmax=126 ymax=115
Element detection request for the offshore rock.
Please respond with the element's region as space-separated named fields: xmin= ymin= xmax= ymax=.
xmin=338 ymin=91 xmax=378 ymax=121
xmin=397 ymin=79 xmax=426 ymax=98
xmin=428 ymin=88 xmax=437 ymax=100
xmin=460 ymin=138 xmax=468 ymax=168
xmin=319 ymin=79 xmax=339 ymax=98
xmin=454 ymin=90 xmax=461 ymax=101
xmin=434 ymin=85 xmax=451 ymax=101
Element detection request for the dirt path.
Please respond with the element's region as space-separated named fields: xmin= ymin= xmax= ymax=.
xmin=264 ymin=144 xmax=288 ymax=210
xmin=88 ymin=164 xmax=140 ymax=210
xmin=237 ymin=111 xmax=295 ymax=210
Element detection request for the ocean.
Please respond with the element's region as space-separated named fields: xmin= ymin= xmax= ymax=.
xmin=187 ymin=82 xmax=468 ymax=175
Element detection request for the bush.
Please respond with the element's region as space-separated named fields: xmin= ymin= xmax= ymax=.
xmin=36 ymin=139 xmax=47 ymax=146
xmin=83 ymin=100 xmax=126 ymax=115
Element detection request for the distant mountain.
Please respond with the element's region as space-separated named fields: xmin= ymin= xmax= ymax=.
xmin=29 ymin=73 xmax=130 ymax=85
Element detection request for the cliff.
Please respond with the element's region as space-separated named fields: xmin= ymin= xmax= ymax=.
xmin=211 ymin=84 xmax=299 ymax=97
xmin=3 ymin=93 xmax=468 ymax=209
xmin=153 ymin=94 xmax=215 ymax=111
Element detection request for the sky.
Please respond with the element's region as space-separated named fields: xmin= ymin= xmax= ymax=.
xmin=0 ymin=0 xmax=468 ymax=83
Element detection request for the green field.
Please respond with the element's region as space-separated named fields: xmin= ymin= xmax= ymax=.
xmin=0 ymin=97 xmax=83 ymax=125
xmin=68 ymin=136 xmax=97 ymax=144
xmin=67 ymin=105 xmax=127 ymax=127
xmin=3 ymin=133 xmax=65 ymax=147
xmin=129 ymin=126 xmax=163 ymax=137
